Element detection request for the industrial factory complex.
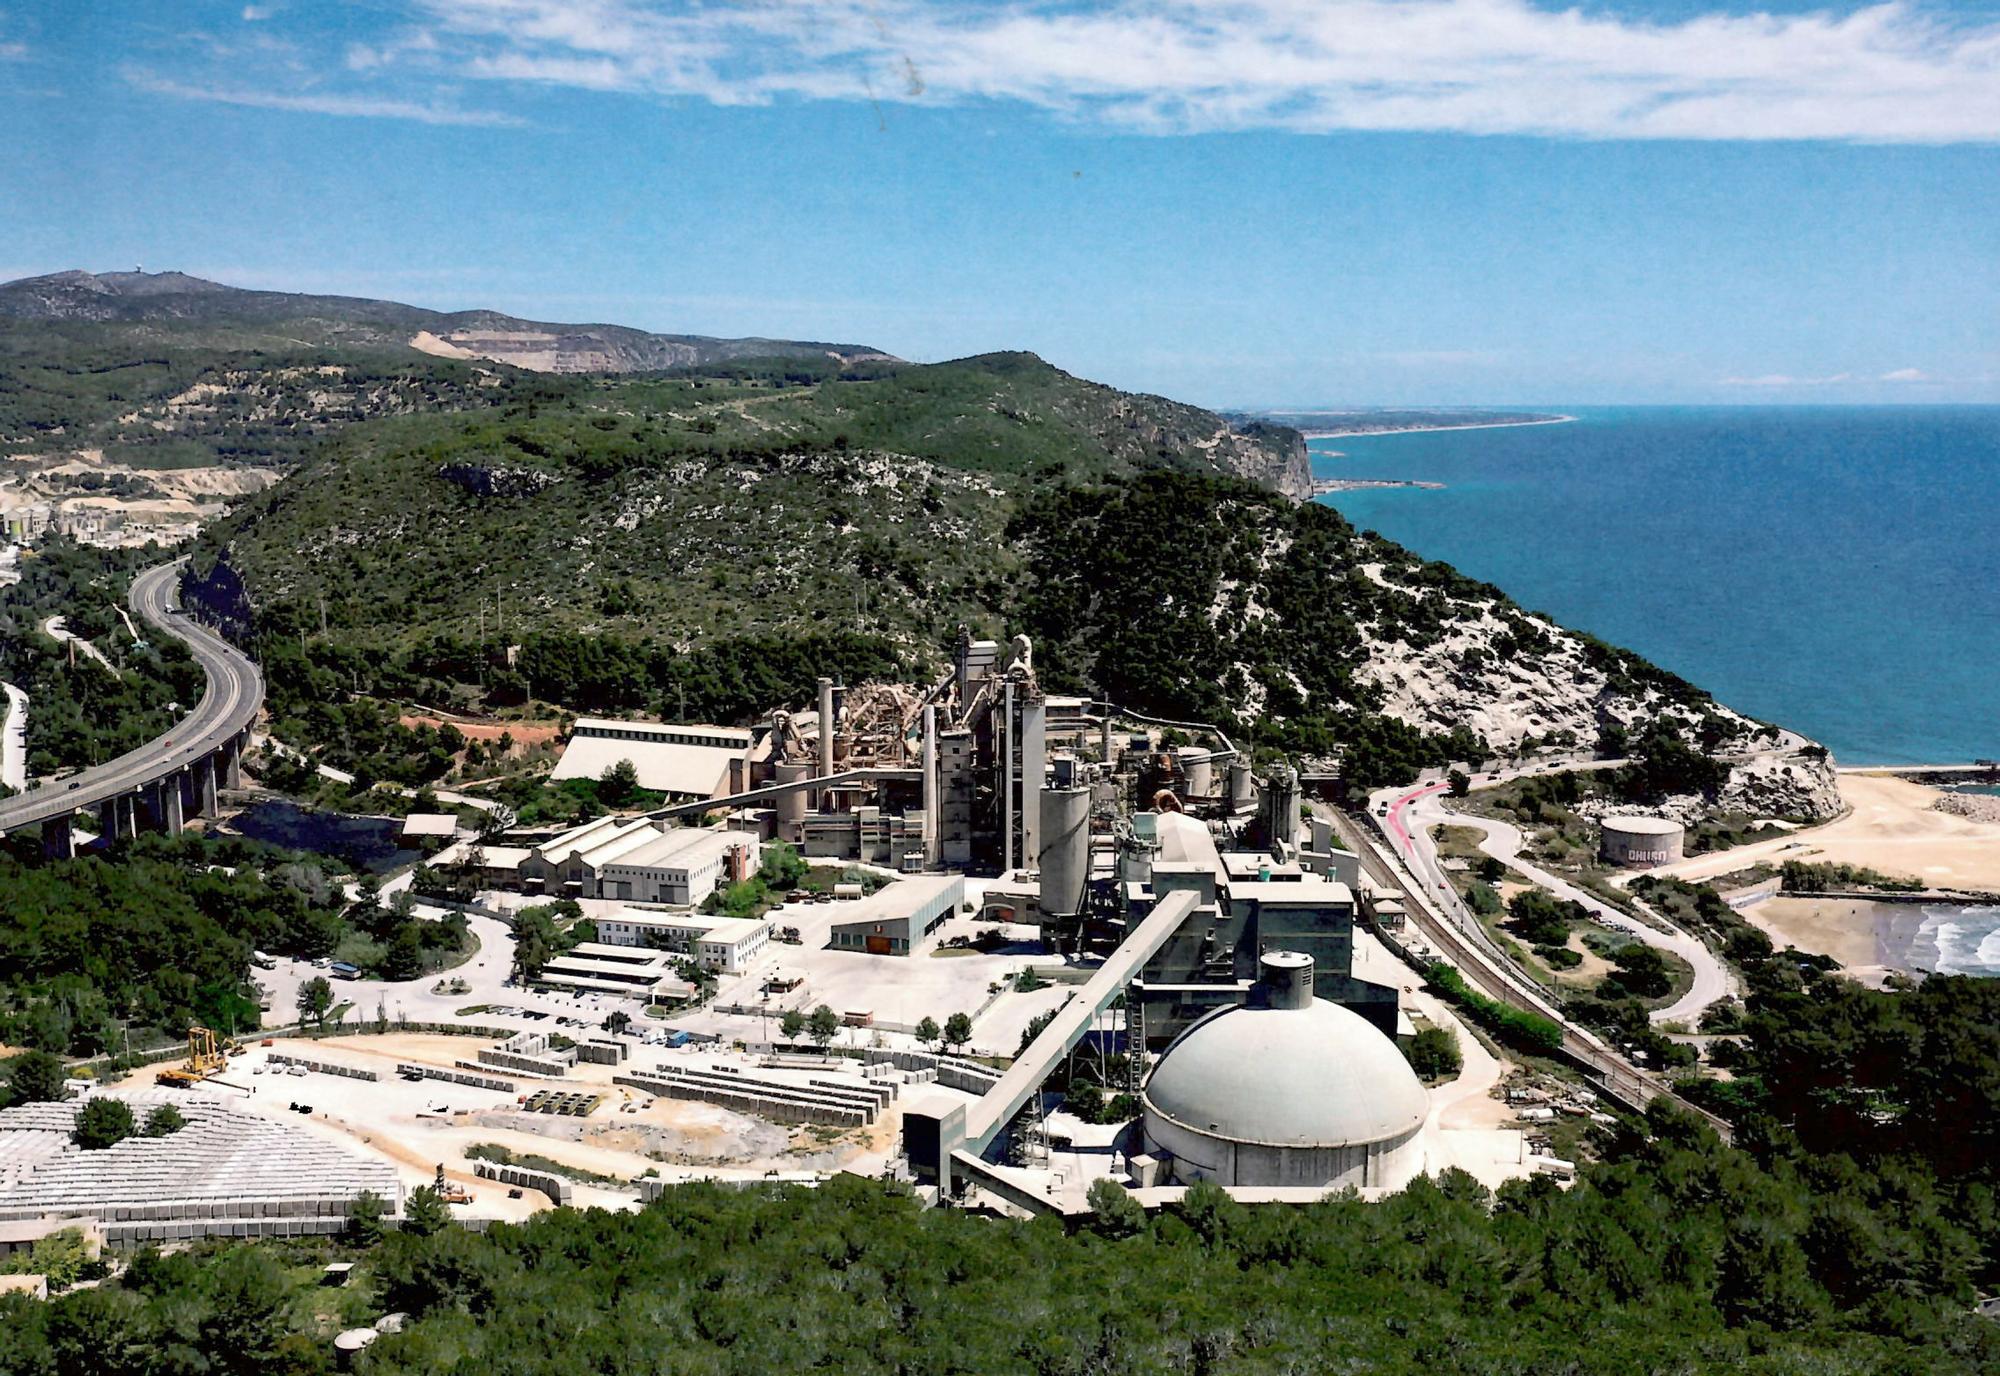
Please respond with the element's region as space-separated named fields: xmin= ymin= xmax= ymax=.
xmin=1 ymin=629 xmax=1553 ymax=1249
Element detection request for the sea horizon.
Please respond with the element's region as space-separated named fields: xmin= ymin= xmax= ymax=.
xmin=1310 ymin=404 xmax=2000 ymax=768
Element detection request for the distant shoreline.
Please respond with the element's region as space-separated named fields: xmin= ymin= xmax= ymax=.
xmin=1300 ymin=415 xmax=1576 ymax=439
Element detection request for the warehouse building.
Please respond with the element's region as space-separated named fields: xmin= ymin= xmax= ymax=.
xmin=596 ymin=827 xmax=758 ymax=906
xmin=828 ymin=874 xmax=966 ymax=956
xmin=518 ymin=817 xmax=756 ymax=907
xmin=550 ymin=718 xmax=763 ymax=801
xmin=538 ymin=942 xmax=696 ymax=999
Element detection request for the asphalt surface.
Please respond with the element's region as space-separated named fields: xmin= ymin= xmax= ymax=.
xmin=0 ymin=559 xmax=264 ymax=833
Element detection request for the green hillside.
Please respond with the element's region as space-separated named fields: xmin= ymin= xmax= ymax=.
xmin=178 ymin=351 xmax=1760 ymax=790
xmin=186 ymin=353 xmax=1306 ymax=653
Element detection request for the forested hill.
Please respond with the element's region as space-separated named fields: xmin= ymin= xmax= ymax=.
xmin=0 ymin=269 xmax=895 ymax=471
xmin=175 ymin=350 xmax=1812 ymax=790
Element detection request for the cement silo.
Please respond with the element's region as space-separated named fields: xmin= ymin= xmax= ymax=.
xmin=1037 ymin=784 xmax=1091 ymax=920
xmin=1227 ymin=759 xmax=1255 ymax=814
xmin=1259 ymin=766 xmax=1301 ymax=854
xmin=1176 ymin=746 xmax=1214 ymax=799
xmin=773 ymin=759 xmax=811 ymax=842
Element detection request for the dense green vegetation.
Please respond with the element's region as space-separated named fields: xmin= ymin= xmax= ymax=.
xmin=7 ymin=1062 xmax=2000 ymax=1376
xmin=0 ymin=316 xmax=542 ymax=468
xmin=1780 ymin=860 xmax=1924 ymax=893
xmin=0 ymin=832 xmax=466 ymax=1063
xmin=1422 ymin=961 xmax=1565 ymax=1056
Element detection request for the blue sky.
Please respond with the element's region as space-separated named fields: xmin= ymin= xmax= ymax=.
xmin=3 ymin=0 xmax=1997 ymax=406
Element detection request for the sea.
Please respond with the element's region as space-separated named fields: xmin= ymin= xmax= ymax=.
xmin=1310 ymin=404 xmax=2000 ymax=974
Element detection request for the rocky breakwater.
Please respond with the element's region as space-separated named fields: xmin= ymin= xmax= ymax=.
xmin=1936 ymin=791 xmax=2000 ymax=824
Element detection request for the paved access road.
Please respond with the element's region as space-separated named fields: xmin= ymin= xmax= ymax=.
xmin=0 ymin=559 xmax=264 ymax=833
xmin=1383 ymin=781 xmax=1732 ymax=1027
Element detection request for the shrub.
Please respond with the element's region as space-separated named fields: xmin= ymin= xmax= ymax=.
xmin=73 ymin=1097 xmax=135 ymax=1150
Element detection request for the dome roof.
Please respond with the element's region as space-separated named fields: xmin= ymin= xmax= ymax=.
xmin=1142 ymin=998 xmax=1429 ymax=1148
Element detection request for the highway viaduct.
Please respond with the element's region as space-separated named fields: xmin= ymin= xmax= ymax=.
xmin=0 ymin=559 xmax=263 ymax=857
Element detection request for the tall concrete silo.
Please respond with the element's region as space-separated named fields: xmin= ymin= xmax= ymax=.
xmin=1037 ymin=784 xmax=1091 ymax=921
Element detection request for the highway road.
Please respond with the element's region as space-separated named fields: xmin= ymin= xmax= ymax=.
xmin=0 ymin=559 xmax=264 ymax=834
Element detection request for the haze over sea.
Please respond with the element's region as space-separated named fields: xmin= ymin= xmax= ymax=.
xmin=1311 ymin=406 xmax=2000 ymax=768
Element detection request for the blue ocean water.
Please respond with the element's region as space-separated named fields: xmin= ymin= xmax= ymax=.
xmin=1312 ymin=407 xmax=2000 ymax=766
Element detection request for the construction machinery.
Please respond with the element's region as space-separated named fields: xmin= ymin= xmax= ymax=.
xmin=434 ymin=1163 xmax=474 ymax=1207
xmin=156 ymin=1025 xmax=230 ymax=1088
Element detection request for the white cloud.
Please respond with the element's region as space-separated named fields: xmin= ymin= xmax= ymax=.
xmin=241 ymin=5 xmax=274 ymax=20
xmin=360 ymin=0 xmax=2000 ymax=143
xmin=1719 ymin=372 xmax=1855 ymax=387
xmin=1878 ymin=366 xmax=1929 ymax=381
xmin=124 ymin=69 xmax=521 ymax=126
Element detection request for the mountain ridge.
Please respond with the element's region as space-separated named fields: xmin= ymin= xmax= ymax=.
xmin=0 ymin=269 xmax=893 ymax=374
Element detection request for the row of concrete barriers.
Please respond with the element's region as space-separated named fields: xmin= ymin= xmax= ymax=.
xmin=615 ymin=1068 xmax=882 ymax=1127
xmin=267 ymin=1052 xmax=380 ymax=1082
xmin=397 ymin=1062 xmax=517 ymax=1093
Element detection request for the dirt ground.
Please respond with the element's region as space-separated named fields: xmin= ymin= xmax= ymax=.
xmin=399 ymin=714 xmax=564 ymax=745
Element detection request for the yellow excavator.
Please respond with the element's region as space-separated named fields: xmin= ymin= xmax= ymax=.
xmin=156 ymin=1025 xmax=233 ymax=1088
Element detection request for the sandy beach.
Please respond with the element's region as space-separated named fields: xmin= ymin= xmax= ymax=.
xmin=1654 ymin=773 xmax=2000 ymax=982
xmin=1300 ymin=415 xmax=1576 ymax=439
xmin=1662 ymin=772 xmax=2000 ymax=893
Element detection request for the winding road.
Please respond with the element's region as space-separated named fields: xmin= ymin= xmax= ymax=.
xmin=1394 ymin=784 xmax=1732 ymax=1026
xmin=0 ymin=559 xmax=264 ymax=834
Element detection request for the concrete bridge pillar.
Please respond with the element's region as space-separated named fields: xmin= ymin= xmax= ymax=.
xmin=97 ymin=795 xmax=133 ymax=842
xmin=40 ymin=813 xmax=74 ymax=860
xmin=219 ymin=732 xmax=245 ymax=791
xmin=153 ymin=775 xmax=185 ymax=833
xmin=193 ymin=755 xmax=218 ymax=818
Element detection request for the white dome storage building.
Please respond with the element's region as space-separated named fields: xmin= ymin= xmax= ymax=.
xmin=1139 ymin=952 xmax=1428 ymax=1190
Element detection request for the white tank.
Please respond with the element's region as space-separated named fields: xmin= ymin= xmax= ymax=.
xmin=1175 ymin=746 xmax=1214 ymax=798
xmin=1228 ymin=759 xmax=1255 ymax=814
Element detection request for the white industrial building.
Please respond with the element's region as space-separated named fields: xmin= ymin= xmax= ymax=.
xmin=550 ymin=718 xmax=763 ymax=800
xmin=538 ymin=942 xmax=696 ymax=1000
xmin=518 ymin=816 xmax=756 ymax=906
xmin=596 ymin=827 xmax=759 ymax=906
xmin=593 ymin=909 xmax=773 ymax=974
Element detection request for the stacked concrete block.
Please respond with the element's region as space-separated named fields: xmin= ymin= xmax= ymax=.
xmin=615 ymin=1069 xmax=879 ymax=1127
xmin=864 ymin=1048 xmax=1004 ymax=1095
xmin=574 ymin=1040 xmax=627 ymax=1066
xmin=267 ymin=1053 xmax=380 ymax=1082
xmin=0 ymin=1092 xmax=401 ymax=1248
xmin=475 ymin=1031 xmax=576 ymax=1078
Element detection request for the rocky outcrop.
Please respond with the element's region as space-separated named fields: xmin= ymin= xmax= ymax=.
xmin=1215 ymin=421 xmax=1312 ymax=500
xmin=1718 ymin=748 xmax=1844 ymax=822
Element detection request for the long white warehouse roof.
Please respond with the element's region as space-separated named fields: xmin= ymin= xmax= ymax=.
xmin=550 ymin=718 xmax=754 ymax=799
